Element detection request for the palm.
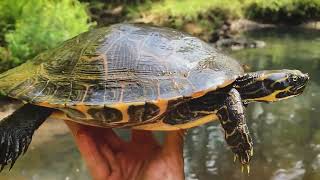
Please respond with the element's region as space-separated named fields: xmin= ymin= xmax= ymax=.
xmin=65 ymin=121 xmax=185 ymax=180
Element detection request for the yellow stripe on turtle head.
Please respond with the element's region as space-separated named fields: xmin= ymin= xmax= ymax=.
xmin=247 ymin=86 xmax=292 ymax=102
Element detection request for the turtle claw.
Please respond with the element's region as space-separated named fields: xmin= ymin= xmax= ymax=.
xmin=247 ymin=165 xmax=250 ymax=174
xmin=233 ymin=154 xmax=237 ymax=162
xmin=233 ymin=148 xmax=252 ymax=174
xmin=240 ymin=164 xmax=250 ymax=175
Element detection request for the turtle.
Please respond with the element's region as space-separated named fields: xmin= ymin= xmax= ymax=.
xmin=0 ymin=23 xmax=309 ymax=171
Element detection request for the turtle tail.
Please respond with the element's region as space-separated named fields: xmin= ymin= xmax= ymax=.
xmin=0 ymin=103 xmax=54 ymax=171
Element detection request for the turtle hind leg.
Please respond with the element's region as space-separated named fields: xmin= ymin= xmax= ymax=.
xmin=0 ymin=103 xmax=54 ymax=170
xmin=217 ymin=88 xmax=253 ymax=166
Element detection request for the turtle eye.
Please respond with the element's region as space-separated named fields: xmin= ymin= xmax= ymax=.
xmin=292 ymin=75 xmax=298 ymax=82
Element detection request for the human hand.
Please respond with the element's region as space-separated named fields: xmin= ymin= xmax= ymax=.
xmin=65 ymin=121 xmax=185 ymax=180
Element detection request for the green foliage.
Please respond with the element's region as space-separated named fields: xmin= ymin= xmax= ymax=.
xmin=147 ymin=0 xmax=242 ymax=19
xmin=244 ymin=0 xmax=320 ymax=24
xmin=0 ymin=0 xmax=26 ymax=44
xmin=0 ymin=0 xmax=93 ymax=73
xmin=126 ymin=0 xmax=243 ymax=40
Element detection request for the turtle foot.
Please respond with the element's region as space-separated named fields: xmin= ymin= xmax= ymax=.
xmin=0 ymin=127 xmax=32 ymax=170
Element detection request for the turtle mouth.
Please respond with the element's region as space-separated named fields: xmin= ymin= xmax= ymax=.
xmin=289 ymin=74 xmax=309 ymax=95
xmin=292 ymin=85 xmax=306 ymax=94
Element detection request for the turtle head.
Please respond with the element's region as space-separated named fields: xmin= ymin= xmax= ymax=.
xmin=235 ymin=70 xmax=309 ymax=103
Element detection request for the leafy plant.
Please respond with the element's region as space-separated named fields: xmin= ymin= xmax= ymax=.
xmin=244 ymin=0 xmax=320 ymax=24
xmin=0 ymin=0 xmax=94 ymax=73
xmin=126 ymin=0 xmax=243 ymax=40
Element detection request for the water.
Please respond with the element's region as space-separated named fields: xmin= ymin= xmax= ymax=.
xmin=0 ymin=27 xmax=319 ymax=180
xmin=184 ymin=27 xmax=320 ymax=180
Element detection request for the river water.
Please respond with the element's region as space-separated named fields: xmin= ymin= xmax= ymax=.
xmin=0 ymin=27 xmax=319 ymax=180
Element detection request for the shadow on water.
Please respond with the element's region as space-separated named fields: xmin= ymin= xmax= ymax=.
xmin=0 ymin=27 xmax=319 ymax=180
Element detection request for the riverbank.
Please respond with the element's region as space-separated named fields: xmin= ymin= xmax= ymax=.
xmin=0 ymin=0 xmax=319 ymax=73
xmin=86 ymin=0 xmax=320 ymax=42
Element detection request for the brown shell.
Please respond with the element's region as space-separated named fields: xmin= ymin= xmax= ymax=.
xmin=0 ymin=24 xmax=243 ymax=106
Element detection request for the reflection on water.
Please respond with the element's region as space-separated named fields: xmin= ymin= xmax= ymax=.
xmin=185 ymin=27 xmax=320 ymax=180
xmin=0 ymin=27 xmax=319 ymax=180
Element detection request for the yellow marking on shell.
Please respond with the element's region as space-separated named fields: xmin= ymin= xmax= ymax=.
xmin=36 ymin=101 xmax=54 ymax=108
xmin=247 ymin=86 xmax=292 ymax=102
xmin=109 ymin=102 xmax=131 ymax=123
xmin=50 ymin=110 xmax=69 ymax=120
xmin=50 ymin=111 xmax=110 ymax=128
xmin=133 ymin=114 xmax=218 ymax=131
xmin=153 ymin=99 xmax=168 ymax=116
xmin=191 ymin=91 xmax=206 ymax=98
xmin=70 ymin=103 xmax=93 ymax=119
xmin=133 ymin=121 xmax=180 ymax=131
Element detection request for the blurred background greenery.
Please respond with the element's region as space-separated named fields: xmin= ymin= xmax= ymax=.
xmin=0 ymin=0 xmax=319 ymax=180
xmin=0 ymin=0 xmax=319 ymax=73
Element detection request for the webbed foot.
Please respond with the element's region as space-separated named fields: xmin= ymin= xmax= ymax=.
xmin=217 ymin=88 xmax=253 ymax=173
xmin=0 ymin=104 xmax=53 ymax=170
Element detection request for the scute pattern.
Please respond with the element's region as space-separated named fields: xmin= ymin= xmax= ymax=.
xmin=127 ymin=103 xmax=160 ymax=122
xmin=0 ymin=23 xmax=243 ymax=108
xmin=87 ymin=107 xmax=123 ymax=123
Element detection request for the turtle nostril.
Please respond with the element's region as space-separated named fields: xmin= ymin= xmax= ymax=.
xmin=301 ymin=73 xmax=310 ymax=83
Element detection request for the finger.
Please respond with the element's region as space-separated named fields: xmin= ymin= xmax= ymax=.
xmin=96 ymin=135 xmax=121 ymax=175
xmin=131 ymin=130 xmax=159 ymax=146
xmin=93 ymin=127 xmax=124 ymax=152
xmin=65 ymin=121 xmax=112 ymax=178
xmin=65 ymin=120 xmax=82 ymax=134
xmin=162 ymin=130 xmax=185 ymax=155
xmin=161 ymin=130 xmax=185 ymax=180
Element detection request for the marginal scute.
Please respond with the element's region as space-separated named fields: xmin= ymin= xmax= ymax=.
xmin=127 ymin=103 xmax=160 ymax=122
xmin=62 ymin=107 xmax=87 ymax=119
xmin=87 ymin=107 xmax=123 ymax=123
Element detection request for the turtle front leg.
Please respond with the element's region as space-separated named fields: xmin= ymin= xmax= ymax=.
xmin=0 ymin=104 xmax=54 ymax=170
xmin=217 ymin=88 xmax=253 ymax=170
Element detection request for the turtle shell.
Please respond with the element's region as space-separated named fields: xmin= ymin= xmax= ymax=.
xmin=0 ymin=24 xmax=243 ymax=127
